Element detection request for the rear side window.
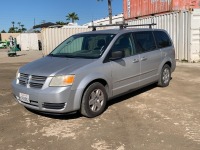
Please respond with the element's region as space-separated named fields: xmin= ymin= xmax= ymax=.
xmin=154 ymin=31 xmax=172 ymax=48
xmin=133 ymin=31 xmax=156 ymax=53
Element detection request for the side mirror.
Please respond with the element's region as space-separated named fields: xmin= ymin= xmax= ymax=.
xmin=109 ymin=50 xmax=124 ymax=61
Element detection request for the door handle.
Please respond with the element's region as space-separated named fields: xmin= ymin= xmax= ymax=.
xmin=141 ymin=57 xmax=147 ymax=61
xmin=133 ymin=59 xmax=139 ymax=63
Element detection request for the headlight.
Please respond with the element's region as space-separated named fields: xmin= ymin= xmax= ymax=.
xmin=49 ymin=75 xmax=75 ymax=87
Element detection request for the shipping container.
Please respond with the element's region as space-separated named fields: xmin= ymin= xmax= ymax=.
xmin=126 ymin=9 xmax=200 ymax=62
xmin=124 ymin=0 xmax=200 ymax=19
xmin=41 ymin=27 xmax=91 ymax=55
xmin=41 ymin=27 xmax=107 ymax=55
xmin=17 ymin=33 xmax=40 ymax=51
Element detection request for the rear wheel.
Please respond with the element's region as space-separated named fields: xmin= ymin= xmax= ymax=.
xmin=81 ymin=82 xmax=107 ymax=118
xmin=158 ymin=64 xmax=171 ymax=87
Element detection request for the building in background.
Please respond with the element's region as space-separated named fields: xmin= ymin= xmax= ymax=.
xmin=1 ymin=33 xmax=20 ymax=42
xmin=83 ymin=13 xmax=124 ymax=26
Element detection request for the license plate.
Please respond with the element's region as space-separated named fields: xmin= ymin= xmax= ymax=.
xmin=19 ymin=93 xmax=30 ymax=103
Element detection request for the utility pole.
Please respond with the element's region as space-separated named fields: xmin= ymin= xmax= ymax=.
xmin=34 ymin=18 xmax=36 ymax=27
xmin=108 ymin=0 xmax=112 ymax=24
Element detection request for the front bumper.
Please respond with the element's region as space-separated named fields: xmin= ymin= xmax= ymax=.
xmin=12 ymin=80 xmax=79 ymax=114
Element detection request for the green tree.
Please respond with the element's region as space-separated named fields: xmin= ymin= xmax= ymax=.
xmin=8 ymin=27 xmax=15 ymax=33
xmin=97 ymin=0 xmax=112 ymax=24
xmin=56 ymin=21 xmax=67 ymax=25
xmin=20 ymin=24 xmax=27 ymax=32
xmin=66 ymin=12 xmax=79 ymax=23
xmin=34 ymin=30 xmax=41 ymax=33
xmin=10 ymin=21 xmax=16 ymax=32
xmin=17 ymin=22 xmax=21 ymax=32
xmin=18 ymin=22 xmax=21 ymax=28
xmin=20 ymin=24 xmax=24 ymax=30
xmin=22 ymin=28 xmax=27 ymax=32
xmin=1 ymin=30 xmax=6 ymax=33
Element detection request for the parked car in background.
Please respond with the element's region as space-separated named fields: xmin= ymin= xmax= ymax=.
xmin=0 ymin=41 xmax=8 ymax=48
xmin=12 ymin=24 xmax=176 ymax=118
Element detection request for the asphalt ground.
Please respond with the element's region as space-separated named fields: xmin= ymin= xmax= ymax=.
xmin=0 ymin=50 xmax=200 ymax=150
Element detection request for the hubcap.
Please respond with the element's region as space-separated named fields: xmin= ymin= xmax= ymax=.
xmin=89 ymin=89 xmax=104 ymax=112
xmin=163 ymin=68 xmax=170 ymax=84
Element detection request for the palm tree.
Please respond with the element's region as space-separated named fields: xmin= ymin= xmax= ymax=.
xmin=18 ymin=22 xmax=21 ymax=28
xmin=22 ymin=28 xmax=27 ymax=32
xmin=20 ymin=24 xmax=24 ymax=30
xmin=11 ymin=21 xmax=16 ymax=32
xmin=66 ymin=12 xmax=79 ymax=23
xmin=97 ymin=0 xmax=112 ymax=24
xmin=11 ymin=21 xmax=15 ymax=28
xmin=17 ymin=22 xmax=21 ymax=32
xmin=20 ymin=24 xmax=26 ymax=33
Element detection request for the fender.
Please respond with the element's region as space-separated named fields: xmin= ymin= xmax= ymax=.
xmin=71 ymin=72 xmax=112 ymax=110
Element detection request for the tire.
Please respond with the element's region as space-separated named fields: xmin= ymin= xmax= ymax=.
xmin=158 ymin=64 xmax=171 ymax=87
xmin=81 ymin=82 xmax=107 ymax=118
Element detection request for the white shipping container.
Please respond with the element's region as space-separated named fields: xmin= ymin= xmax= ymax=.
xmin=41 ymin=27 xmax=91 ymax=55
xmin=126 ymin=9 xmax=200 ymax=62
xmin=17 ymin=33 xmax=39 ymax=51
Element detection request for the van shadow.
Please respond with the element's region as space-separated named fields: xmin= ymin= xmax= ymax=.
xmin=107 ymin=83 xmax=157 ymax=108
xmin=26 ymin=83 xmax=157 ymax=120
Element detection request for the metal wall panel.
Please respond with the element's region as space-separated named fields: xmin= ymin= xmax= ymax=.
xmin=190 ymin=9 xmax=200 ymax=61
xmin=126 ymin=9 xmax=200 ymax=62
xmin=124 ymin=0 xmax=200 ymax=20
xmin=41 ymin=27 xmax=91 ymax=55
xmin=1 ymin=33 xmax=20 ymax=41
xmin=16 ymin=33 xmax=39 ymax=51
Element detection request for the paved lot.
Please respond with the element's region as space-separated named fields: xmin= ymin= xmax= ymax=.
xmin=0 ymin=50 xmax=200 ymax=150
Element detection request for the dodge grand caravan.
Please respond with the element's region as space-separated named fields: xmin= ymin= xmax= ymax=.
xmin=12 ymin=25 xmax=176 ymax=118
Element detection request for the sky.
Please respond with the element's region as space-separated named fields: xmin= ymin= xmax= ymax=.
xmin=0 ymin=0 xmax=123 ymax=32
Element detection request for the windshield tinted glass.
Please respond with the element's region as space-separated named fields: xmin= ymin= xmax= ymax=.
xmin=50 ymin=34 xmax=115 ymax=58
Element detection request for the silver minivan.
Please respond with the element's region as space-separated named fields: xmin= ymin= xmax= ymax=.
xmin=12 ymin=26 xmax=176 ymax=118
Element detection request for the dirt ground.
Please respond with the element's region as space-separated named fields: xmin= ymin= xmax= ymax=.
xmin=0 ymin=49 xmax=200 ymax=150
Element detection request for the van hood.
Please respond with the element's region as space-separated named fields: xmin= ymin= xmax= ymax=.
xmin=20 ymin=56 xmax=97 ymax=76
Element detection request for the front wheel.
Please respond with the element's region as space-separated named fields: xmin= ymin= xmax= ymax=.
xmin=158 ymin=64 xmax=171 ymax=87
xmin=81 ymin=82 xmax=107 ymax=118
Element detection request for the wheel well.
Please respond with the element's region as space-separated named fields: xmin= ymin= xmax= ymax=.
xmin=85 ymin=79 xmax=108 ymax=93
xmin=164 ymin=61 xmax=171 ymax=68
xmin=81 ymin=79 xmax=109 ymax=103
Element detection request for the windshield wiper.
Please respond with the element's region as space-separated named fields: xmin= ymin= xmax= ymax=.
xmin=48 ymin=54 xmax=67 ymax=57
xmin=48 ymin=53 xmax=99 ymax=59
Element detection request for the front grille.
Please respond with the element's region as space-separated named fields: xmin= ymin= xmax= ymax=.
xmin=29 ymin=82 xmax=44 ymax=88
xmin=42 ymin=103 xmax=66 ymax=110
xmin=20 ymin=73 xmax=29 ymax=79
xmin=19 ymin=80 xmax=26 ymax=86
xmin=18 ymin=73 xmax=47 ymax=89
xmin=31 ymin=75 xmax=46 ymax=82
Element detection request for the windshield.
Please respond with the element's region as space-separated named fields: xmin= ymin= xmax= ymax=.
xmin=50 ymin=34 xmax=116 ymax=59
